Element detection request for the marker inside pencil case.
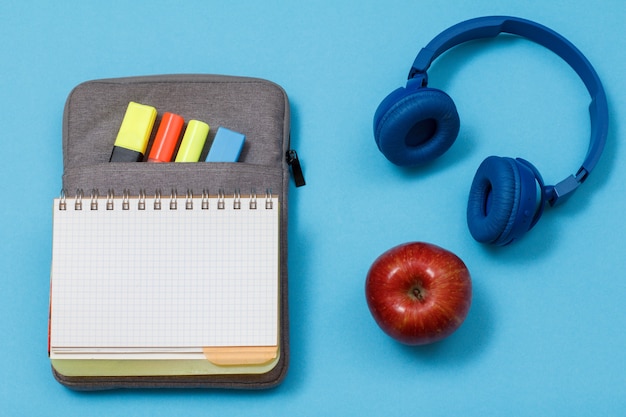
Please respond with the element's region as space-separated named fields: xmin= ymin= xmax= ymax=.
xmin=174 ymin=120 xmax=210 ymax=162
xmin=147 ymin=112 xmax=184 ymax=162
xmin=109 ymin=102 xmax=157 ymax=162
xmin=205 ymin=127 xmax=246 ymax=162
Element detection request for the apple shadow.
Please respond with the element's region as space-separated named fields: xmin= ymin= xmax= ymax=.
xmin=395 ymin=278 xmax=494 ymax=368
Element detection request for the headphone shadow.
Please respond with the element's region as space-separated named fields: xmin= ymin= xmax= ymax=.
xmin=426 ymin=35 xmax=529 ymax=90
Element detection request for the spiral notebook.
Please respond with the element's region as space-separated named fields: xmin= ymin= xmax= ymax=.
xmin=49 ymin=189 xmax=280 ymax=376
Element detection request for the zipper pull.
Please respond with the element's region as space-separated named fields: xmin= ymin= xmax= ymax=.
xmin=286 ymin=149 xmax=306 ymax=187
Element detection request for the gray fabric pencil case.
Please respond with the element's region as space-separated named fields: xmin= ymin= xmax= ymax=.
xmin=49 ymin=74 xmax=302 ymax=390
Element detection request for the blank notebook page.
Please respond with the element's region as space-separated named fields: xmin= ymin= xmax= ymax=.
xmin=49 ymin=193 xmax=279 ymax=351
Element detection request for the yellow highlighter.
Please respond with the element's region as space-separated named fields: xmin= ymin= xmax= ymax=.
xmin=174 ymin=120 xmax=210 ymax=162
xmin=109 ymin=102 xmax=157 ymax=162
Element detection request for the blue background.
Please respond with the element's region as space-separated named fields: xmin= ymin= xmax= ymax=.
xmin=1 ymin=1 xmax=624 ymax=415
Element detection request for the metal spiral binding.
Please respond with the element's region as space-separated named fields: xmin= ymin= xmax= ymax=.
xmin=122 ymin=190 xmax=131 ymax=210
xmin=90 ymin=189 xmax=99 ymax=210
xmin=250 ymin=189 xmax=257 ymax=210
xmin=217 ymin=189 xmax=226 ymax=210
xmin=185 ymin=190 xmax=194 ymax=210
xmin=265 ymin=189 xmax=273 ymax=210
xmin=138 ymin=189 xmax=146 ymax=210
xmin=106 ymin=189 xmax=115 ymax=210
xmin=75 ymin=189 xmax=84 ymax=211
xmin=57 ymin=188 xmax=275 ymax=211
xmin=169 ymin=189 xmax=178 ymax=210
xmin=154 ymin=189 xmax=162 ymax=210
xmin=59 ymin=189 xmax=67 ymax=211
xmin=201 ymin=189 xmax=210 ymax=210
xmin=233 ymin=189 xmax=241 ymax=210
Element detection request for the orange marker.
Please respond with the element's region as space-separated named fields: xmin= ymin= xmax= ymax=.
xmin=148 ymin=113 xmax=184 ymax=162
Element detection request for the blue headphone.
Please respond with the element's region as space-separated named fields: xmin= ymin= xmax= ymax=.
xmin=374 ymin=16 xmax=608 ymax=246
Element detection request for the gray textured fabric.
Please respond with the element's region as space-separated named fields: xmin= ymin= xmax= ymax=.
xmin=54 ymin=74 xmax=291 ymax=390
xmin=63 ymin=74 xmax=289 ymax=193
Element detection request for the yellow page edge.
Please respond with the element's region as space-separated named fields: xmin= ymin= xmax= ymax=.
xmin=51 ymin=347 xmax=279 ymax=377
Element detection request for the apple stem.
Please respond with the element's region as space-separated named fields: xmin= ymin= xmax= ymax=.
xmin=412 ymin=286 xmax=425 ymax=301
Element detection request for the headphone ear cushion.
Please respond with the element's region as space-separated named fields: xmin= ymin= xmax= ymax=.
xmin=467 ymin=156 xmax=522 ymax=245
xmin=374 ymin=88 xmax=460 ymax=166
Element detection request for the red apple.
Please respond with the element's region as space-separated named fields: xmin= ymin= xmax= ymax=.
xmin=365 ymin=242 xmax=472 ymax=345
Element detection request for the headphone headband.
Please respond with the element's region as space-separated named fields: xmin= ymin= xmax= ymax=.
xmin=409 ymin=16 xmax=608 ymax=206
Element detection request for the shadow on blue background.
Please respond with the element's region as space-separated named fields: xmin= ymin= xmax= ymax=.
xmin=395 ymin=277 xmax=495 ymax=368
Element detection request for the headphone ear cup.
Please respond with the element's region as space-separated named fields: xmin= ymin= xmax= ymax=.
xmin=467 ymin=157 xmax=521 ymax=245
xmin=467 ymin=156 xmax=544 ymax=246
xmin=374 ymin=87 xmax=460 ymax=166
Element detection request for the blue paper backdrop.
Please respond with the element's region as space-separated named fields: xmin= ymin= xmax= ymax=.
xmin=1 ymin=1 xmax=624 ymax=415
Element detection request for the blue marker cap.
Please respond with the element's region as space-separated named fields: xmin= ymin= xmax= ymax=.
xmin=205 ymin=127 xmax=246 ymax=162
